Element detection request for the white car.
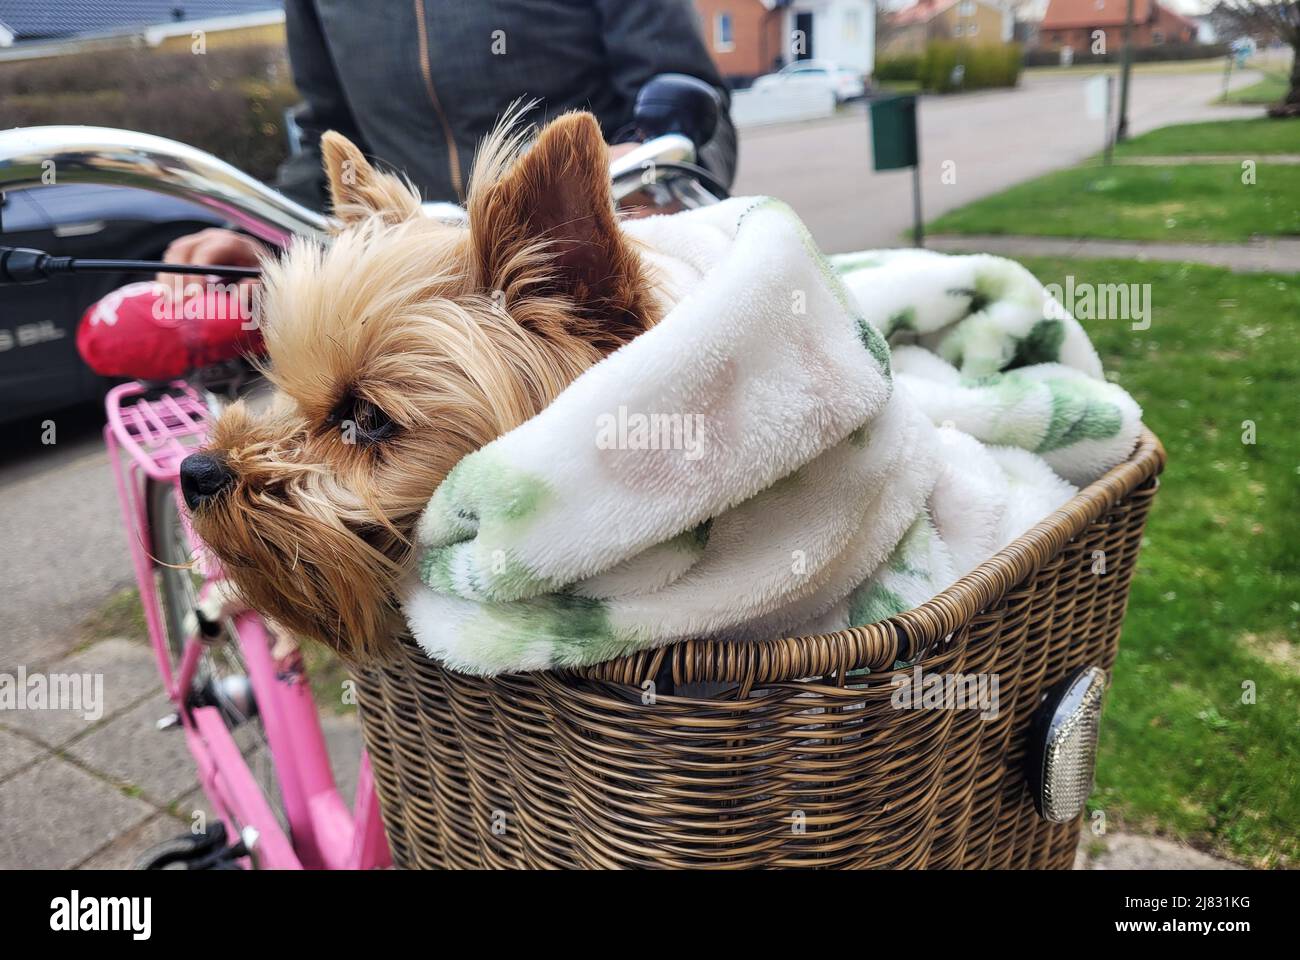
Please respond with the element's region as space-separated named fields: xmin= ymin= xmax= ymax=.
xmin=751 ymin=60 xmax=866 ymax=104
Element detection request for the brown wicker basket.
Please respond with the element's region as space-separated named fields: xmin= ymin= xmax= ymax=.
xmin=353 ymin=429 xmax=1165 ymax=869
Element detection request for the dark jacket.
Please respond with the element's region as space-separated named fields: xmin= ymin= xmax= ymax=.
xmin=277 ymin=0 xmax=738 ymax=210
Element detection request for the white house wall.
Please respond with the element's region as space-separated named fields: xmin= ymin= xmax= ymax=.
xmin=784 ymin=0 xmax=876 ymax=75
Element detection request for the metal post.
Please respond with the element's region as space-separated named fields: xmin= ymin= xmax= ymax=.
xmin=1104 ymin=74 xmax=1114 ymax=165
xmin=1116 ymin=0 xmax=1136 ymax=142
xmin=1222 ymin=51 xmax=1233 ymax=103
xmin=913 ymin=94 xmax=923 ymax=248
xmin=912 ymin=162 xmax=923 ymax=248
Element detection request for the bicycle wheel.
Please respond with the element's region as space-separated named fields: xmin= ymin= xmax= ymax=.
xmin=146 ymin=477 xmax=290 ymax=841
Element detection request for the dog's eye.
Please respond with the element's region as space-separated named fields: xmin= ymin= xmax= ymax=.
xmin=329 ymin=393 xmax=396 ymax=445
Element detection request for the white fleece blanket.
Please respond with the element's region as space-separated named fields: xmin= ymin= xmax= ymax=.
xmin=403 ymin=198 xmax=1141 ymax=675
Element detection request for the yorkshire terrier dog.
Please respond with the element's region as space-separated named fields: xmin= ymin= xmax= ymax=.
xmin=180 ymin=112 xmax=663 ymax=660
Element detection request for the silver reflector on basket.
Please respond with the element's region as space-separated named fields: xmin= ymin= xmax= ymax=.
xmin=1030 ymin=666 xmax=1107 ymax=823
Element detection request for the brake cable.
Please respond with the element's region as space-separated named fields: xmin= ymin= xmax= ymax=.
xmin=0 ymin=244 xmax=262 ymax=286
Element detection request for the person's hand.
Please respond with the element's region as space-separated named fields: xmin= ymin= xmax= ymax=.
xmin=608 ymin=142 xmax=638 ymax=163
xmin=156 ymin=228 xmax=264 ymax=291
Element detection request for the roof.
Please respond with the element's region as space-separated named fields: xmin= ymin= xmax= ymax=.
xmin=1041 ymin=0 xmax=1153 ymax=29
xmin=891 ymin=0 xmax=955 ymax=25
xmin=889 ymin=0 xmax=1007 ymax=26
xmin=0 ymin=1 xmax=283 ymax=42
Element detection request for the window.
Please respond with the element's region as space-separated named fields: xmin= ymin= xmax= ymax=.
xmin=1152 ymin=30 xmax=1164 ymax=45
xmin=968 ymin=21 xmax=979 ymax=35
xmin=714 ymin=12 xmax=734 ymax=52
xmin=959 ymin=1 xmax=976 ymax=14
xmin=844 ymin=9 xmax=861 ymax=42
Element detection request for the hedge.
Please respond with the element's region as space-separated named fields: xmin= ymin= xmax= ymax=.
xmin=918 ymin=42 xmax=1022 ymax=93
xmin=875 ymin=54 xmax=922 ymax=83
xmin=0 ymin=45 xmax=298 ymax=182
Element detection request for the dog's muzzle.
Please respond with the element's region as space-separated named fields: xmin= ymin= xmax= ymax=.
xmin=180 ymin=453 xmax=235 ymax=510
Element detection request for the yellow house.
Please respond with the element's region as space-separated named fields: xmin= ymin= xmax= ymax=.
xmin=882 ymin=0 xmax=1013 ymax=56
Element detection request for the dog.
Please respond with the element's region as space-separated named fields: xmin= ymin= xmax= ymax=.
xmin=181 ymin=111 xmax=665 ymax=661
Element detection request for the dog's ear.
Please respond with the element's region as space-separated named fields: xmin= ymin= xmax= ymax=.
xmin=321 ymin=131 xmax=421 ymax=225
xmin=467 ymin=112 xmax=654 ymax=338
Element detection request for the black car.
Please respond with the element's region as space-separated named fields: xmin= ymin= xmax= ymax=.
xmin=0 ymin=184 xmax=225 ymax=422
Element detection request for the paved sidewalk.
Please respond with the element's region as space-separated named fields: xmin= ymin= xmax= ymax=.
xmin=0 ymin=638 xmax=362 ymax=869
xmin=928 ymin=234 xmax=1300 ymax=273
xmin=1075 ymin=833 xmax=1243 ymax=870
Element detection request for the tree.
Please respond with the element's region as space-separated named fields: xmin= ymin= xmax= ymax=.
xmin=1210 ymin=0 xmax=1300 ymax=116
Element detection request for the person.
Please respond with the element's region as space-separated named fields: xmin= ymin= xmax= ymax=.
xmin=162 ymin=0 xmax=737 ymax=275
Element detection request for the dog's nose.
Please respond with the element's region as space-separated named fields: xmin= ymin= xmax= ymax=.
xmin=179 ymin=453 xmax=235 ymax=510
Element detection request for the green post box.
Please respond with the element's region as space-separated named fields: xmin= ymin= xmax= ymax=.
xmin=870 ymin=94 xmax=918 ymax=171
xmin=869 ymin=94 xmax=924 ymax=247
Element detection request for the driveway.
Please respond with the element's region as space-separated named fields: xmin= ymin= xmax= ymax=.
xmin=734 ymin=68 xmax=1264 ymax=252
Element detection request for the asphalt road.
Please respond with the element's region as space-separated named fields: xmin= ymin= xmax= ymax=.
xmin=735 ymin=68 xmax=1263 ymax=252
xmin=0 ymin=67 xmax=1264 ymax=673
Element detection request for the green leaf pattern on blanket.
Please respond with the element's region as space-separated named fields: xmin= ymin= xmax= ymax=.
xmin=461 ymin=592 xmax=625 ymax=671
xmin=1010 ymin=318 xmax=1066 ymax=368
xmin=856 ymin=317 xmax=893 ymax=377
xmin=418 ymin=452 xmax=555 ymax=599
xmin=848 ymin=581 xmax=909 ymax=626
xmin=935 ymin=267 xmax=1064 ymax=376
xmin=1039 ymin=375 xmax=1124 ymax=451
xmin=885 ymin=306 xmax=916 ymax=337
xmin=847 ymin=516 xmax=947 ymax=628
xmin=970 ymin=371 xmax=1125 ymax=452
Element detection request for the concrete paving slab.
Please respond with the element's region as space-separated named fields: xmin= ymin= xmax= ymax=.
xmin=0 ymin=438 xmax=135 ymax=674
xmin=0 ymin=755 xmax=153 ymax=869
xmin=77 ymin=813 xmax=189 ymax=870
xmin=64 ymin=691 xmax=201 ymax=806
xmin=1076 ymin=831 xmax=1244 ymax=870
xmin=0 ymin=725 xmax=44 ymax=781
xmin=323 ymin=713 xmax=363 ymax=810
xmin=0 ymin=638 xmax=158 ymax=749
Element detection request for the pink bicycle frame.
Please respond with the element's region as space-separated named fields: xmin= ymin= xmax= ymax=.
xmin=104 ymin=379 xmax=389 ymax=869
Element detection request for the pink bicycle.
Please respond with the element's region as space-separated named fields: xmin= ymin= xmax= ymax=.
xmin=0 ymin=77 xmax=724 ymax=869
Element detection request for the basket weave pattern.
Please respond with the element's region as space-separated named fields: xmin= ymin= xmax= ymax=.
xmin=354 ymin=431 xmax=1165 ymax=869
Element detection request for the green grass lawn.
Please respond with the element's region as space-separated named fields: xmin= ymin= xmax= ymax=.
xmin=928 ymin=163 xmax=1300 ymax=243
xmin=1013 ymin=256 xmax=1299 ymax=867
xmin=1115 ymin=118 xmax=1300 ymax=157
xmin=1220 ymin=65 xmax=1290 ymax=105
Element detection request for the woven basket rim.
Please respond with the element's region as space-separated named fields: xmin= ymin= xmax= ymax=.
xmin=574 ymin=427 xmax=1166 ymax=688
